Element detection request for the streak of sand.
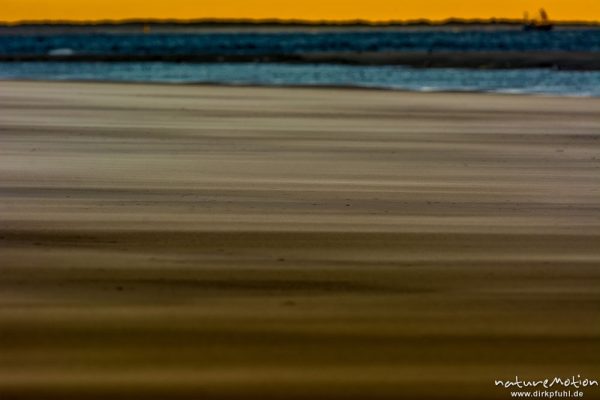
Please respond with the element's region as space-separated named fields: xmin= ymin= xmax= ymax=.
xmin=1 ymin=81 xmax=600 ymax=399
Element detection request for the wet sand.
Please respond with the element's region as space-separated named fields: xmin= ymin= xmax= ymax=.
xmin=1 ymin=81 xmax=600 ymax=399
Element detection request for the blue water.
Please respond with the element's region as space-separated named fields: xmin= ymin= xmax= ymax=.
xmin=2 ymin=30 xmax=600 ymax=56
xmin=2 ymin=62 xmax=600 ymax=96
xmin=2 ymin=30 xmax=599 ymax=95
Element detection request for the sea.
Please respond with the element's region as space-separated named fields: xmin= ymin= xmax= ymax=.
xmin=1 ymin=29 xmax=600 ymax=96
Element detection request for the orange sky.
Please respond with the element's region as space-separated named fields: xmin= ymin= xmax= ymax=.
xmin=3 ymin=0 xmax=600 ymax=22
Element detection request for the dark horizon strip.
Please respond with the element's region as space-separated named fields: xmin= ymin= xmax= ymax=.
xmin=2 ymin=51 xmax=600 ymax=71
xmin=1 ymin=18 xmax=600 ymax=27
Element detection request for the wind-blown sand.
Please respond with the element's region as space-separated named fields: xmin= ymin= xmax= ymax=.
xmin=1 ymin=81 xmax=599 ymax=399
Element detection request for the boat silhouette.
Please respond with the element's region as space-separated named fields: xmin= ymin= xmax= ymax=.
xmin=523 ymin=9 xmax=554 ymax=31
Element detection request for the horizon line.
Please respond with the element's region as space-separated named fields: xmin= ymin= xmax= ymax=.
xmin=2 ymin=17 xmax=600 ymax=27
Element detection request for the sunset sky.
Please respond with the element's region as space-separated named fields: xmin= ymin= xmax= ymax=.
xmin=3 ymin=0 xmax=600 ymax=22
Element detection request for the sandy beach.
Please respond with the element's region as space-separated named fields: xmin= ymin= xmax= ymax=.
xmin=1 ymin=81 xmax=599 ymax=399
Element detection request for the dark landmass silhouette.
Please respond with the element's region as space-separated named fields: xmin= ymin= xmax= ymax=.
xmin=1 ymin=17 xmax=599 ymax=28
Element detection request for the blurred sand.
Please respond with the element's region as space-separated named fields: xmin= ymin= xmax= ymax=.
xmin=1 ymin=81 xmax=600 ymax=399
